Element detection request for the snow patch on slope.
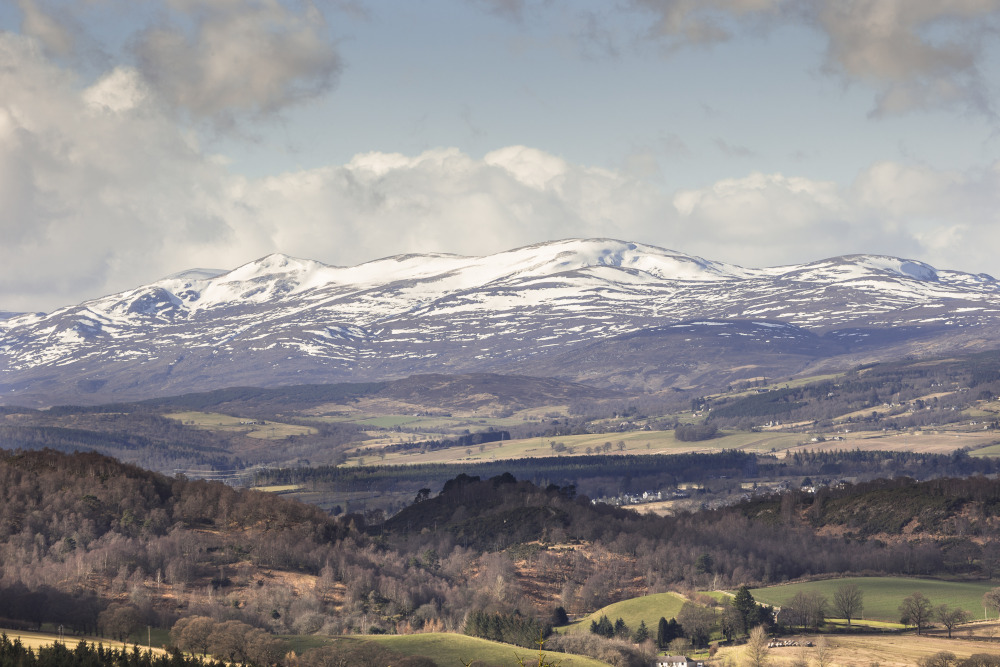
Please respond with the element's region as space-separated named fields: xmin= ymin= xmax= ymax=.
xmin=853 ymin=256 xmax=938 ymax=281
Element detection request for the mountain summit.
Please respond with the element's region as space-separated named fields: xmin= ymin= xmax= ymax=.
xmin=3 ymin=239 xmax=999 ymax=405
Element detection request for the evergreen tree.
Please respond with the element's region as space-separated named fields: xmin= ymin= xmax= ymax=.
xmin=550 ymin=606 xmax=569 ymax=626
xmin=590 ymin=615 xmax=614 ymax=638
xmin=733 ymin=585 xmax=758 ymax=634
xmin=632 ymin=620 xmax=649 ymax=643
xmin=654 ymin=617 xmax=684 ymax=650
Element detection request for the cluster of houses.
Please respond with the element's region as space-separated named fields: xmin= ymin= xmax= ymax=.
xmin=593 ymin=488 xmax=691 ymax=507
xmin=652 ymin=657 xmax=704 ymax=667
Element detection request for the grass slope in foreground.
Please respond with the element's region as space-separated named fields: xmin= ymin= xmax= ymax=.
xmin=563 ymin=592 xmax=686 ymax=635
xmin=750 ymin=577 xmax=998 ymax=623
xmin=367 ymin=633 xmax=610 ymax=667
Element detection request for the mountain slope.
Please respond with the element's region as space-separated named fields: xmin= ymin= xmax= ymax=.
xmin=3 ymin=238 xmax=1000 ymax=404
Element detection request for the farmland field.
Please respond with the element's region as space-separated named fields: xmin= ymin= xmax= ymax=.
xmin=344 ymin=423 xmax=999 ymax=467
xmin=714 ymin=631 xmax=1000 ymax=667
xmin=165 ymin=411 xmax=317 ymax=439
xmin=792 ymin=430 xmax=1000 ymax=456
xmin=253 ymin=484 xmax=304 ymax=493
xmin=750 ymin=577 xmax=998 ymax=623
xmin=345 ymin=429 xmax=809 ymax=466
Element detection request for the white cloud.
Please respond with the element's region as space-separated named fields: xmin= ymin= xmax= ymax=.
xmin=672 ymin=163 xmax=1000 ymax=273
xmin=82 ymin=66 xmax=151 ymax=113
xmin=0 ymin=34 xmax=664 ymax=312
xmin=0 ymin=33 xmax=251 ymax=311
xmin=671 ymin=172 xmax=858 ymax=265
xmin=132 ymin=0 xmax=341 ymax=122
xmin=228 ymin=146 xmax=659 ymax=265
xmin=628 ymin=0 xmax=1000 ymax=115
xmin=4 ymin=30 xmax=1000 ymax=312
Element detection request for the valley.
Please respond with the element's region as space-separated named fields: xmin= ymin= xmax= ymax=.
xmin=7 ymin=348 xmax=1000 ymax=520
xmin=7 ymin=243 xmax=1000 ymax=665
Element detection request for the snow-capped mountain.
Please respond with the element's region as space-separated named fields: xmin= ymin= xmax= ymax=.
xmin=3 ymin=239 xmax=1000 ymax=405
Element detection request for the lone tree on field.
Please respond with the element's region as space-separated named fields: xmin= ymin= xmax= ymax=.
xmin=833 ymin=582 xmax=863 ymax=626
xmin=814 ymin=637 xmax=833 ymax=667
xmin=899 ymin=592 xmax=934 ymax=635
xmin=936 ymin=604 xmax=970 ymax=638
xmin=743 ymin=625 xmax=770 ymax=667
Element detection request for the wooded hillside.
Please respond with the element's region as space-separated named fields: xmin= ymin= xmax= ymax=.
xmin=6 ymin=448 xmax=1000 ymax=657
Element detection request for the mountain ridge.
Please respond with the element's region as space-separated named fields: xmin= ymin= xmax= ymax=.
xmin=3 ymin=238 xmax=1000 ymax=405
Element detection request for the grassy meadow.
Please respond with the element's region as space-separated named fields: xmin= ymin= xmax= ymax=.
xmin=364 ymin=633 xmax=610 ymax=667
xmin=750 ymin=577 xmax=999 ymax=624
xmin=563 ymin=592 xmax=687 ymax=636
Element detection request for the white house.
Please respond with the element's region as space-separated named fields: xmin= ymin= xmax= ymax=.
xmin=653 ymin=657 xmax=703 ymax=667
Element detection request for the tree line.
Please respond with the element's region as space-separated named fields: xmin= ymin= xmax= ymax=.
xmin=0 ymin=634 xmax=225 ymax=667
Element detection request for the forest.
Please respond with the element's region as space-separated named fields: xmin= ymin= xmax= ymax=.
xmin=6 ymin=447 xmax=1000 ymax=665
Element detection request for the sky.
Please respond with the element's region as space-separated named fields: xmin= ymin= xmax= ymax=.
xmin=3 ymin=0 xmax=1000 ymax=313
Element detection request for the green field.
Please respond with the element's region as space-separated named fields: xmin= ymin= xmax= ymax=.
xmin=971 ymin=441 xmax=1000 ymax=457
xmin=5 ymin=627 xmax=609 ymax=666
xmin=750 ymin=577 xmax=998 ymax=624
xmin=564 ymin=592 xmax=687 ymax=636
xmin=367 ymin=633 xmax=611 ymax=667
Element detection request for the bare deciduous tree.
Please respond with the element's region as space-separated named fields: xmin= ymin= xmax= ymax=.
xmin=814 ymin=637 xmax=833 ymax=667
xmin=833 ymin=582 xmax=863 ymax=626
xmin=899 ymin=592 xmax=934 ymax=635
xmin=936 ymin=604 xmax=970 ymax=639
xmin=743 ymin=625 xmax=770 ymax=667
